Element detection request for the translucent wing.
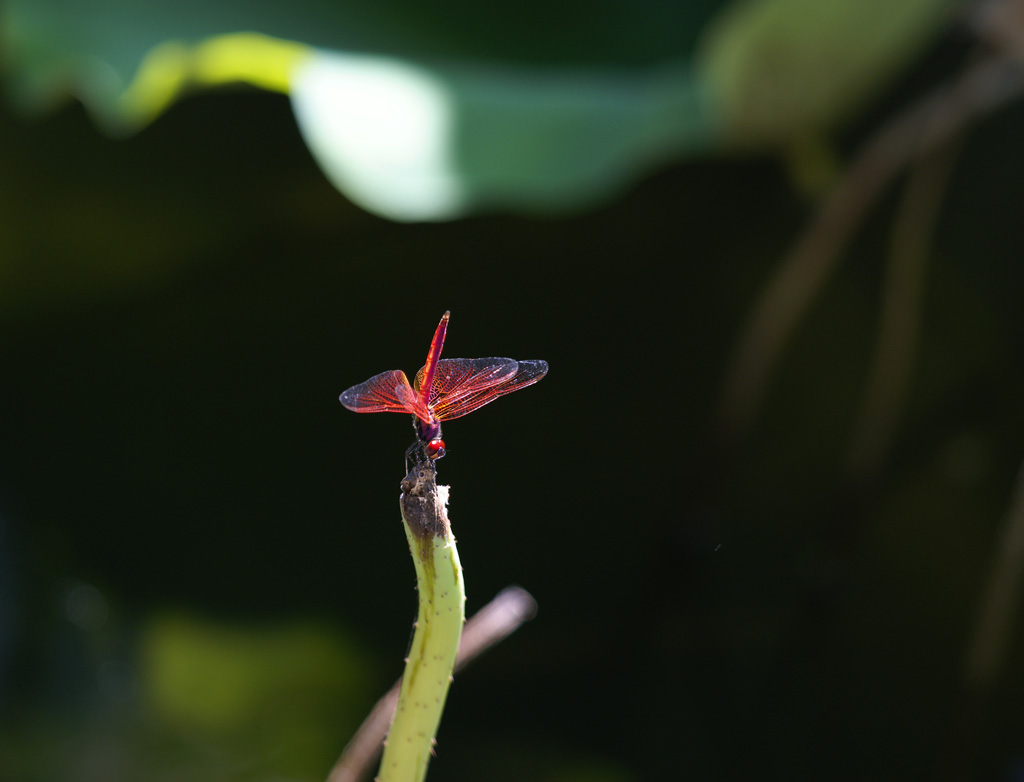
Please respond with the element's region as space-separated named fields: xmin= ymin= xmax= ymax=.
xmin=339 ymin=369 xmax=418 ymax=414
xmin=427 ymin=358 xmax=549 ymax=421
xmin=414 ymin=358 xmax=517 ymax=404
xmin=395 ymin=383 xmax=431 ymax=423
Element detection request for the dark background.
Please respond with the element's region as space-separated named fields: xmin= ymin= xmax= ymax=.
xmin=2 ymin=20 xmax=1024 ymax=782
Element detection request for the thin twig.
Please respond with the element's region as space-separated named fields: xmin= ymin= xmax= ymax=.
xmin=845 ymin=136 xmax=963 ymax=479
xmin=326 ymin=586 xmax=538 ymax=782
xmin=718 ymin=54 xmax=1024 ymax=436
xmin=964 ymin=459 xmax=1024 ymax=694
xmin=935 ymin=457 xmax=1024 ymax=781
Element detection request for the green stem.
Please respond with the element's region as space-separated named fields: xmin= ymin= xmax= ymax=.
xmin=378 ymin=465 xmax=466 ymax=782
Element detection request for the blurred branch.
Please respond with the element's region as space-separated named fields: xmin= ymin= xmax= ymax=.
xmin=968 ymin=0 xmax=1024 ymax=56
xmin=718 ymin=52 xmax=1024 ymax=436
xmin=326 ymin=586 xmax=538 ymax=782
xmin=845 ymin=136 xmax=962 ymax=479
xmin=936 ymin=457 xmax=1024 ymax=780
xmin=964 ymin=460 xmax=1024 ymax=696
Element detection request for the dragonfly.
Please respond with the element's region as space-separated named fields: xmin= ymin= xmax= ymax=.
xmin=340 ymin=311 xmax=548 ymax=468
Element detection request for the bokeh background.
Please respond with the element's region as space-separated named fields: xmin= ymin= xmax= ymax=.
xmin=2 ymin=1 xmax=1024 ymax=780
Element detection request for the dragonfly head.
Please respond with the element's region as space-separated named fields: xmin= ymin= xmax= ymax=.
xmin=425 ymin=438 xmax=446 ymax=460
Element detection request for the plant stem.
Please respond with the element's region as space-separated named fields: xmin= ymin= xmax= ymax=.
xmin=378 ymin=464 xmax=465 ymax=782
xmin=718 ymin=53 xmax=1024 ymax=436
xmin=327 ymin=586 xmax=537 ymax=782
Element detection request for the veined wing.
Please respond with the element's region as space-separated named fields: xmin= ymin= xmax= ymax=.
xmin=414 ymin=358 xmax=517 ymax=406
xmin=430 ymin=359 xmax=548 ymax=421
xmin=339 ymin=370 xmax=419 ymax=415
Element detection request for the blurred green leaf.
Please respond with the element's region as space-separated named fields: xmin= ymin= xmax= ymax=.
xmin=697 ymin=0 xmax=960 ymax=144
xmin=1 ymin=0 xmax=960 ymax=219
xmin=142 ymin=612 xmax=377 ymax=776
xmin=289 ymin=53 xmax=714 ymax=219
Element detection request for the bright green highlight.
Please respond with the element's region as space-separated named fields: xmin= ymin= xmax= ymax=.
xmin=140 ymin=612 xmax=373 ymax=778
xmin=118 ymin=32 xmax=311 ymax=127
xmin=380 ymin=489 xmax=465 ymax=782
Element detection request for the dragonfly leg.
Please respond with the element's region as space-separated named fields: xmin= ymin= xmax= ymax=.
xmin=405 ymin=438 xmax=445 ymax=473
xmin=405 ymin=439 xmax=427 ymax=473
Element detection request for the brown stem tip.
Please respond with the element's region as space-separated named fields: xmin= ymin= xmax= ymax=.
xmin=400 ymin=464 xmax=451 ymax=540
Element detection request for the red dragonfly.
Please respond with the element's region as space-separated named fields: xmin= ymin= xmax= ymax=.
xmin=340 ymin=311 xmax=548 ymax=467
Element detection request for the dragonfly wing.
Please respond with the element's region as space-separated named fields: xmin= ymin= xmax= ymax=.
xmin=339 ymin=370 xmax=418 ymax=414
xmin=414 ymin=358 xmax=518 ymax=404
xmin=432 ymin=359 xmax=548 ymax=421
xmin=395 ymin=382 xmax=432 ymax=422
